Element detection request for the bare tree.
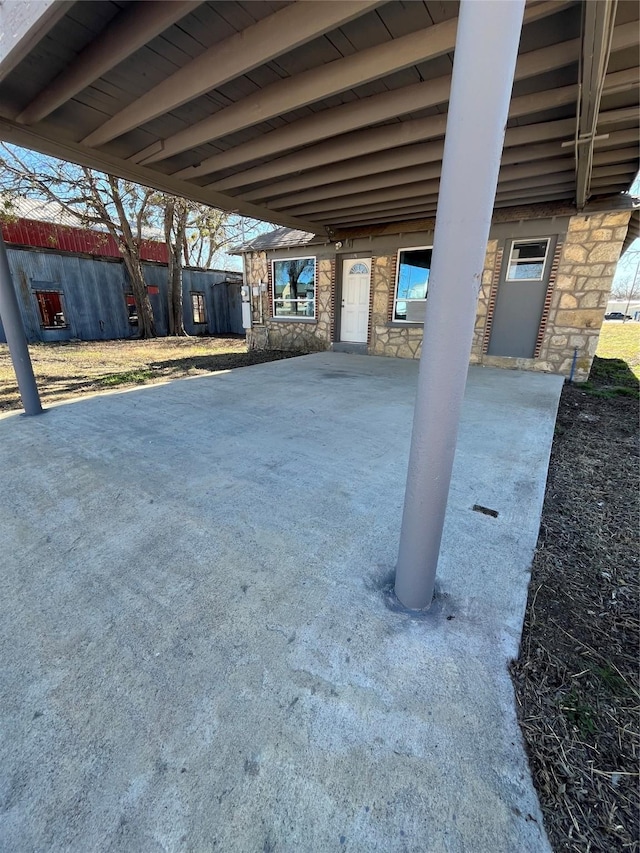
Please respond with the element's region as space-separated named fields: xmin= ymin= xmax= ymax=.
xmin=0 ymin=144 xmax=273 ymax=338
xmin=0 ymin=145 xmax=162 ymax=337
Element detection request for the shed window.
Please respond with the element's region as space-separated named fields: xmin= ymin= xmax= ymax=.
xmin=394 ymin=247 xmax=432 ymax=322
xmin=272 ymin=257 xmax=315 ymax=318
xmin=34 ymin=290 xmax=67 ymax=328
xmin=506 ymin=239 xmax=550 ymax=281
xmin=191 ymin=292 xmax=206 ymax=324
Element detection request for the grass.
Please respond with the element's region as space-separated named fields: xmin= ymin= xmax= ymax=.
xmin=596 ymin=320 xmax=640 ymax=380
xmin=0 ymin=336 xmax=303 ymax=411
xmin=511 ymin=349 xmax=639 ymax=852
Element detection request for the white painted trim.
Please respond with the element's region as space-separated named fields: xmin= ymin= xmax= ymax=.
xmin=505 ymin=237 xmax=551 ymax=281
xmin=271 ymin=256 xmax=317 ymax=320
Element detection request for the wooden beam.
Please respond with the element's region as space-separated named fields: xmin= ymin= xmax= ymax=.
xmin=0 ymin=117 xmax=323 ymax=234
xmin=240 ymin=126 xmax=638 ymax=203
xmin=134 ymin=17 xmax=461 ymax=165
xmin=0 ymin=0 xmax=72 ymax=83
xmin=321 ymin=163 xmax=636 ymax=227
xmin=202 ymin=84 xmax=579 ymax=192
xmin=16 ymin=1 xmax=202 ymax=126
xmin=172 ymin=25 xmax=589 ymax=181
xmin=81 ymin=1 xmax=382 ymax=148
xmin=575 ymin=0 xmax=619 ymax=208
xmin=284 ymin=166 xmax=583 ymax=220
xmin=597 ymin=106 xmax=640 ymax=126
xmin=321 ymin=184 xmax=580 ymax=226
xmin=274 ymin=155 xmax=579 ymax=210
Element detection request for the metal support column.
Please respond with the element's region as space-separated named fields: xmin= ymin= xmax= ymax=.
xmin=0 ymin=234 xmax=42 ymax=415
xmin=394 ymin=0 xmax=525 ymax=610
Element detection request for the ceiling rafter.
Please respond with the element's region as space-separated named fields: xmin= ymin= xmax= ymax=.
xmin=133 ymin=17 xmax=460 ymax=165
xmin=0 ymin=117 xmax=324 ymax=235
xmin=135 ymin=0 xmax=581 ymax=168
xmin=174 ymin=30 xmax=589 ymax=181
xmin=285 ymin=162 xmax=633 ymax=222
xmin=270 ymin=146 xmax=637 ymax=211
xmin=202 ymin=84 xmax=580 ymax=194
xmin=16 ymin=1 xmax=202 ymax=126
xmin=239 ymin=126 xmax=637 ymax=204
xmin=81 ymin=0 xmax=383 ymax=148
xmin=0 ymin=0 xmax=72 ymax=83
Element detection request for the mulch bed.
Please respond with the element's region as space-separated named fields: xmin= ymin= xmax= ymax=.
xmin=511 ymin=357 xmax=639 ymax=852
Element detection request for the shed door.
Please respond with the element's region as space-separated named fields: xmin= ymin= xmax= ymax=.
xmin=340 ymin=259 xmax=371 ymax=343
xmin=488 ymin=238 xmax=553 ymax=359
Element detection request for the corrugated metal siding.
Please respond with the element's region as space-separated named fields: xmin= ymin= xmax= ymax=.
xmin=0 ymin=248 xmax=242 ymax=343
xmin=2 ymin=218 xmax=169 ymax=263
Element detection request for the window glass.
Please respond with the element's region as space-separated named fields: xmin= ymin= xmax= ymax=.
xmin=394 ymin=248 xmax=432 ymax=322
xmin=349 ymin=262 xmax=368 ymax=275
xmin=272 ymin=258 xmax=315 ymax=318
xmin=507 ymin=239 xmax=549 ymax=281
xmin=191 ymin=292 xmax=206 ymax=324
xmin=35 ymin=290 xmax=67 ymax=328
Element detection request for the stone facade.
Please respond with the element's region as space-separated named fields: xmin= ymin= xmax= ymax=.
xmin=243 ymin=208 xmax=632 ymax=381
xmin=245 ymin=252 xmax=334 ymax=353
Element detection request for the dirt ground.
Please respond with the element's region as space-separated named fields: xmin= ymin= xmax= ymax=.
xmin=511 ymin=355 xmax=639 ymax=852
xmin=0 ymin=336 xmax=301 ymax=411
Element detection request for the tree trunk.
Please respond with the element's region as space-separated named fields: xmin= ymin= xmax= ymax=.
xmin=123 ymin=251 xmax=156 ymax=339
xmin=167 ymin=246 xmax=185 ymax=336
xmin=164 ymin=201 xmax=187 ymax=336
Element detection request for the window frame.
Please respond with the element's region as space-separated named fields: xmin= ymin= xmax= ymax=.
xmin=393 ymin=245 xmax=433 ymax=324
xmin=505 ymin=238 xmax=551 ymax=282
xmin=271 ymin=256 xmax=317 ymax=320
xmin=190 ymin=291 xmax=207 ymax=324
xmin=33 ymin=289 xmax=69 ymax=329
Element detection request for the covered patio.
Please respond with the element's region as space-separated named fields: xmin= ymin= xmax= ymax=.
xmin=0 ymin=2 xmax=637 ymax=846
xmin=0 ymin=354 xmax=562 ymax=851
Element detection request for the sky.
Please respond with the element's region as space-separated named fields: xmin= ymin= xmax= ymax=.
xmin=611 ymin=170 xmax=640 ymax=293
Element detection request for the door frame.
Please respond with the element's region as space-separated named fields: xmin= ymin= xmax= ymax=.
xmin=338 ymin=256 xmax=372 ymax=343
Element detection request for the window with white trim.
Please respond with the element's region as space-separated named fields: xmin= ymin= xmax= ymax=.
xmin=272 ymin=257 xmax=315 ymax=318
xmin=506 ymin=239 xmax=550 ymax=281
xmin=393 ymin=247 xmax=432 ymax=322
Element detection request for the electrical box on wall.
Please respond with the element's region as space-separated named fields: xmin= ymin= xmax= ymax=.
xmin=241 ymin=302 xmax=252 ymax=329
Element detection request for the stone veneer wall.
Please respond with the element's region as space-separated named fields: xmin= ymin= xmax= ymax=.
xmin=245 ymin=210 xmax=631 ymax=380
xmin=535 ymin=211 xmax=631 ymax=380
xmin=245 ymin=252 xmax=334 ymax=352
xmin=369 ymin=243 xmax=500 ymax=360
xmin=370 ymin=254 xmax=423 ymax=358
xmin=478 ymin=211 xmax=631 ymax=381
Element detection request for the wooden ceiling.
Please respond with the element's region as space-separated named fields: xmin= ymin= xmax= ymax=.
xmin=0 ymin=0 xmax=637 ymax=236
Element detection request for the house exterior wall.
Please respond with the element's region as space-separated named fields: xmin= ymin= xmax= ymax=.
xmin=245 ymin=252 xmax=334 ymax=352
xmin=242 ymin=209 xmax=632 ymax=381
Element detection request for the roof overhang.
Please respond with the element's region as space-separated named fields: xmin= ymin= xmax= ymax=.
xmin=0 ymin=0 xmax=637 ymax=236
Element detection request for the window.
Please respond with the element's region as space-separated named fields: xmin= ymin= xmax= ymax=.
xmin=349 ymin=262 xmax=369 ymax=275
xmin=506 ymin=239 xmax=550 ymax=281
xmin=125 ymin=294 xmax=138 ymax=326
xmin=34 ymin=290 xmax=67 ymax=328
xmin=394 ymin=247 xmax=432 ymax=322
xmin=191 ymin=292 xmax=206 ymax=324
xmin=272 ymin=257 xmax=315 ymax=318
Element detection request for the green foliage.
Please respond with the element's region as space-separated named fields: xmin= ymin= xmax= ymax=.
xmin=98 ymin=370 xmax=152 ymax=387
xmin=560 ymin=690 xmax=597 ymax=738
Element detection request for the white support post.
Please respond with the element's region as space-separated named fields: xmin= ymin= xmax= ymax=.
xmin=394 ymin=0 xmax=526 ymax=610
xmin=0 ymin=235 xmax=42 ymax=415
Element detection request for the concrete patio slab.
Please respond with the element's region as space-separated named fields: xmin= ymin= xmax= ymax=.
xmin=0 ymin=353 xmax=563 ymax=852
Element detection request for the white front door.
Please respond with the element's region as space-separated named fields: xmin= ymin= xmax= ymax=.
xmin=340 ymin=258 xmax=371 ymax=343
